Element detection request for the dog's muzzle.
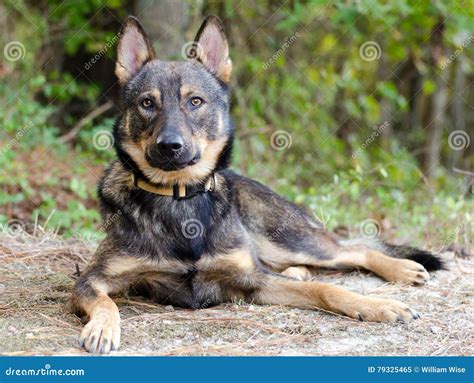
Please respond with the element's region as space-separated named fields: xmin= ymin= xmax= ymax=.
xmin=146 ymin=139 xmax=199 ymax=171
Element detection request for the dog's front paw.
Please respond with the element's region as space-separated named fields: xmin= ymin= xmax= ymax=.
xmin=79 ymin=312 xmax=121 ymax=354
xmin=350 ymin=297 xmax=420 ymax=323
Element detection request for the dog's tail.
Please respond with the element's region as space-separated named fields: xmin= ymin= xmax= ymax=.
xmin=339 ymin=238 xmax=445 ymax=271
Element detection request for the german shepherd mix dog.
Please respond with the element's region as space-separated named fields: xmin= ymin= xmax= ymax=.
xmin=72 ymin=16 xmax=443 ymax=354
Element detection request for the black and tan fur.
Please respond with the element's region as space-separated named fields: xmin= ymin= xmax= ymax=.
xmin=71 ymin=16 xmax=443 ymax=354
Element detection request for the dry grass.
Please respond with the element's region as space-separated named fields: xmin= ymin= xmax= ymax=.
xmin=0 ymin=228 xmax=473 ymax=356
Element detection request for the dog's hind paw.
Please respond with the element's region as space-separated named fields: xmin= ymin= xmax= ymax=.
xmin=349 ymin=297 xmax=420 ymax=323
xmin=366 ymin=252 xmax=431 ymax=285
xmin=79 ymin=313 xmax=121 ymax=354
xmin=384 ymin=258 xmax=430 ymax=285
xmin=281 ymin=266 xmax=313 ymax=281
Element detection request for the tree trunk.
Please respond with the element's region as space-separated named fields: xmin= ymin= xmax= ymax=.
xmin=423 ymin=18 xmax=447 ymax=179
xmin=134 ymin=0 xmax=190 ymax=60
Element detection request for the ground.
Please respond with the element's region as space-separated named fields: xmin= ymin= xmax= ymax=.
xmin=0 ymin=229 xmax=473 ymax=356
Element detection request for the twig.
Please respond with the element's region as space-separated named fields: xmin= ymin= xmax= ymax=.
xmin=38 ymin=313 xmax=79 ymax=330
xmin=59 ymin=101 xmax=114 ymax=143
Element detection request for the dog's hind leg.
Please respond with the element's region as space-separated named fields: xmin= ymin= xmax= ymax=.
xmin=316 ymin=244 xmax=432 ymax=285
xmin=199 ymin=247 xmax=419 ymax=323
xmin=253 ymin=273 xmax=420 ymax=323
xmin=257 ymin=236 xmax=436 ymax=285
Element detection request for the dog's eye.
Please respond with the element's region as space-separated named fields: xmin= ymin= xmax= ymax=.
xmin=189 ymin=97 xmax=204 ymax=108
xmin=141 ymin=98 xmax=153 ymax=108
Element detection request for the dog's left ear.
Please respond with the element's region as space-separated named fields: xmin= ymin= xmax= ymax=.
xmin=115 ymin=16 xmax=156 ymax=85
xmin=192 ymin=15 xmax=232 ymax=83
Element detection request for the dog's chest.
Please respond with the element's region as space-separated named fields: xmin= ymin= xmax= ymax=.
xmin=132 ymin=194 xmax=220 ymax=261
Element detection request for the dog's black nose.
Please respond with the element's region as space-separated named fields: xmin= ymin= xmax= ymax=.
xmin=156 ymin=133 xmax=184 ymax=156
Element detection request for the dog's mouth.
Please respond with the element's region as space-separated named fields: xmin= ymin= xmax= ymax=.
xmin=146 ymin=152 xmax=201 ymax=172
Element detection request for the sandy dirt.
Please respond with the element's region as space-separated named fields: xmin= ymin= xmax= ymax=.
xmin=0 ymin=230 xmax=473 ymax=356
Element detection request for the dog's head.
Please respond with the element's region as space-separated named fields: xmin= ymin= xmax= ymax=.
xmin=113 ymin=16 xmax=233 ymax=186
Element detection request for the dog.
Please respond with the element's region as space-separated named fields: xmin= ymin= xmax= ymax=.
xmin=71 ymin=15 xmax=443 ymax=354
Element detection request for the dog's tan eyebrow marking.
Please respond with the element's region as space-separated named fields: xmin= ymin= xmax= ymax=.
xmin=148 ymin=88 xmax=161 ymax=102
xmin=180 ymin=84 xmax=199 ymax=99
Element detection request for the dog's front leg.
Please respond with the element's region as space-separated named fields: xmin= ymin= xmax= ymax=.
xmin=71 ymin=242 xmax=147 ymax=353
xmin=72 ymin=278 xmax=121 ymax=354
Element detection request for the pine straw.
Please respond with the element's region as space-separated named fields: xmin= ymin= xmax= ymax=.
xmin=0 ymin=228 xmax=473 ymax=356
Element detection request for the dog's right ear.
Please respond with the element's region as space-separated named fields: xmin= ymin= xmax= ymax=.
xmin=192 ymin=16 xmax=232 ymax=83
xmin=115 ymin=16 xmax=155 ymax=85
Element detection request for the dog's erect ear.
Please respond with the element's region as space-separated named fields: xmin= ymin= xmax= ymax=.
xmin=115 ymin=16 xmax=155 ymax=85
xmin=192 ymin=15 xmax=232 ymax=83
